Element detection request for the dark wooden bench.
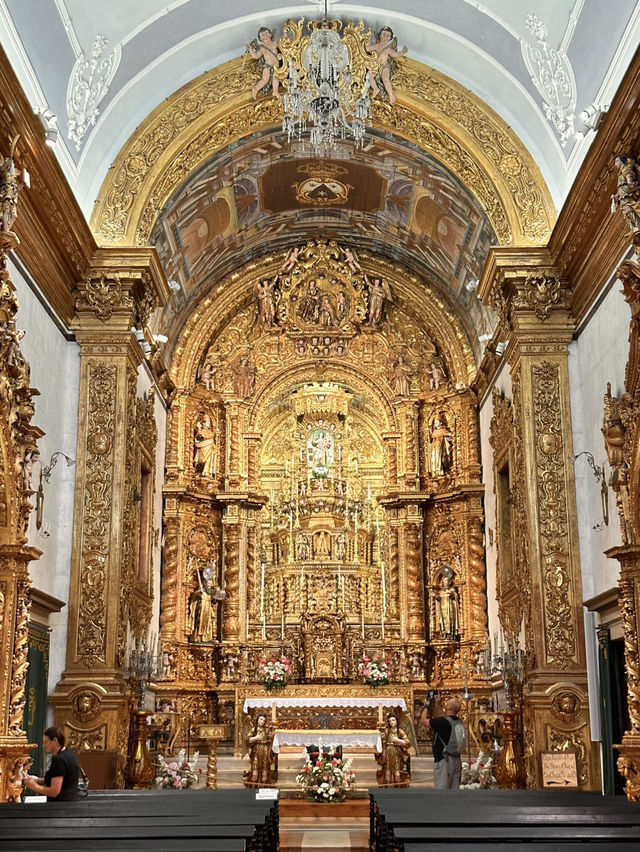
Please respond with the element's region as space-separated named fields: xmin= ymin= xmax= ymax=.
xmin=369 ymin=789 xmax=640 ymax=851
xmin=0 ymin=790 xmax=278 ymax=852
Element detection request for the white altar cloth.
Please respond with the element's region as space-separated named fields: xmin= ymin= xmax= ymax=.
xmin=271 ymin=729 xmax=382 ymax=754
xmin=242 ymin=696 xmax=407 ymax=712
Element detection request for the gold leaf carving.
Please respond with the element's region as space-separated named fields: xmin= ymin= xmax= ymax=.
xmin=532 ymin=362 xmax=576 ymax=668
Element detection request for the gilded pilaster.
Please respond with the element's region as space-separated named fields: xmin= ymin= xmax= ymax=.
xmin=482 ymin=249 xmax=597 ymax=789
xmin=50 ymin=249 xmax=167 ymax=787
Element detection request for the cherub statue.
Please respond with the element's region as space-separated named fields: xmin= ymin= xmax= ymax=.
xmin=365 ymin=27 xmax=408 ymax=106
xmin=341 ymin=246 xmax=362 ymax=273
xmin=0 ymin=136 xmax=28 ymax=234
xmin=246 ymin=27 xmax=282 ymax=99
xmin=281 ymin=246 xmax=301 ymax=272
xmin=427 ymin=361 xmax=445 ymax=391
xmin=22 ymin=447 xmax=39 ymax=491
xmin=612 ymin=154 xmax=640 ymax=232
xmin=198 ymin=361 xmax=216 ymax=391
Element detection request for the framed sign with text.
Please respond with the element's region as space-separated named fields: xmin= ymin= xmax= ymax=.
xmin=539 ymin=751 xmax=579 ymax=789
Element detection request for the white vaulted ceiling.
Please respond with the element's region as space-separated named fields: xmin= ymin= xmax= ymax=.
xmin=2 ymin=0 xmax=639 ymax=220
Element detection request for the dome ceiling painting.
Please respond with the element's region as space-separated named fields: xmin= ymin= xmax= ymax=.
xmin=150 ymin=129 xmax=496 ymax=346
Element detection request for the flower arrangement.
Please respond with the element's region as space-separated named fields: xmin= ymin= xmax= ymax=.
xmin=258 ymin=655 xmax=291 ymax=691
xmin=460 ymin=753 xmax=497 ymax=789
xmin=155 ymin=749 xmax=201 ymax=789
xmin=358 ymin=654 xmax=390 ymax=687
xmin=295 ymin=742 xmax=356 ymax=802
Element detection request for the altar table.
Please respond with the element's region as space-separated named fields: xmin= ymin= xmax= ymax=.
xmin=271 ymin=728 xmax=383 ymax=754
xmin=243 ymin=695 xmax=407 ymax=719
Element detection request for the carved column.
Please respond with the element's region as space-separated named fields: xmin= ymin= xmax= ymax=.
xmin=0 ymin=231 xmax=43 ymax=801
xmin=483 ymin=252 xmax=597 ymax=789
xmin=50 ymin=250 xmax=168 ymax=787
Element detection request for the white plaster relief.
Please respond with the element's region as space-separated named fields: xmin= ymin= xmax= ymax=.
xmin=521 ymin=14 xmax=576 ymax=147
xmin=66 ymin=35 xmax=121 ymax=151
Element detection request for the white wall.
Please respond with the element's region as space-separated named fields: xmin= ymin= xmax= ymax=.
xmin=568 ymin=273 xmax=631 ymax=603
xmin=9 ymin=256 xmax=80 ymax=695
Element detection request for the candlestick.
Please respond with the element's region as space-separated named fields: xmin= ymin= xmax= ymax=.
xmin=246 ymin=611 xmax=250 ymax=640
xmin=354 ymin=510 xmax=359 ymax=562
xmin=361 ymin=608 xmax=365 ymax=640
xmin=281 ymin=612 xmax=285 ymax=639
xmin=262 ymin=614 xmax=266 ymax=641
xmin=341 ymin=575 xmax=345 ymax=610
xmin=260 ymin=562 xmax=265 ymax=616
xmin=300 ymin=566 xmax=305 ymax=610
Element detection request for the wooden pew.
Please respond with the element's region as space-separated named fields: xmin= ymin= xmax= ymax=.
xmin=0 ymin=790 xmax=278 ymax=852
xmin=370 ymin=789 xmax=640 ymax=851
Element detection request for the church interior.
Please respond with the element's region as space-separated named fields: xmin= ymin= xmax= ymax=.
xmin=2 ymin=0 xmax=640 ymax=818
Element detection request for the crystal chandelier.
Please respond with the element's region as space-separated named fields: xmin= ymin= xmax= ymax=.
xmin=282 ymin=4 xmax=371 ymax=152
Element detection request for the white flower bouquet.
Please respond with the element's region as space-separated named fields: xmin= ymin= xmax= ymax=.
xmin=155 ymin=749 xmax=201 ymax=789
xmin=258 ymin=655 xmax=291 ymax=691
xmin=460 ymin=753 xmax=497 ymax=789
xmin=295 ymin=742 xmax=356 ymax=802
xmin=357 ymin=654 xmax=390 ymax=687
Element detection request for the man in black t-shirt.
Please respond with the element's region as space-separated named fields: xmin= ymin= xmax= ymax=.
xmin=23 ymin=725 xmax=81 ymax=801
xmin=420 ymin=695 xmax=463 ymax=789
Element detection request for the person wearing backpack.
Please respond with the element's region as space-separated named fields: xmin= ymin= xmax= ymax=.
xmin=420 ymin=694 xmax=465 ymax=789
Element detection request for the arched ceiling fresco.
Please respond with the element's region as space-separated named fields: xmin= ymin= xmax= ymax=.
xmin=151 ymin=128 xmax=496 ymax=350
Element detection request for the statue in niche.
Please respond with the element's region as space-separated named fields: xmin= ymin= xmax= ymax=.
xmin=612 ymin=154 xmax=640 ymax=232
xmin=0 ymin=137 xmax=28 ymax=233
xmin=314 ymin=529 xmax=331 ymax=559
xmin=296 ymin=531 xmax=309 ymax=561
xmin=436 ymin=570 xmax=459 ymax=639
xmin=390 ymin=355 xmax=412 ymax=397
xmin=308 ymin=427 xmax=333 ymax=467
xmin=246 ymin=27 xmax=282 ymax=100
xmin=365 ymin=27 xmax=408 ymax=106
xmin=364 ymin=275 xmax=392 ymax=327
xmin=233 ymin=356 xmax=256 ymax=398
xmin=409 ymin=652 xmax=424 ymax=679
xmin=198 ymin=361 xmax=217 ymax=391
xmin=603 ymin=382 xmax=633 ymax=542
xmin=297 ymin=278 xmax=321 ymax=323
xmin=255 ymin=275 xmax=279 ymax=328
xmin=335 ymin=531 xmax=347 ymax=561
xmin=188 ymin=562 xmax=218 ymax=643
xmin=194 ymin=415 xmax=216 ymax=477
xmin=223 ymin=653 xmax=239 ymax=680
xmin=430 ymin=414 xmax=453 ymax=475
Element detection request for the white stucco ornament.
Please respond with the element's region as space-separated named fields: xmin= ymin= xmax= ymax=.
xmin=66 ymin=35 xmax=122 ymax=151
xmin=521 ymin=14 xmax=576 ymax=147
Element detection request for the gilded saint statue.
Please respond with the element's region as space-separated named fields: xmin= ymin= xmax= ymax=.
xmin=246 ymin=27 xmax=282 ymax=99
xmin=612 ymin=154 xmax=640 ymax=232
xmin=188 ymin=562 xmax=218 ymax=643
xmin=243 ymin=714 xmax=277 ymax=787
xmin=365 ymin=27 xmax=408 ymax=105
xmin=376 ymin=714 xmax=411 ymax=786
xmin=364 ymin=274 xmax=392 ymax=327
xmin=255 ymin=275 xmax=279 ymax=327
xmin=233 ymin=356 xmax=256 ymax=398
xmin=194 ymin=415 xmax=216 ymax=477
xmin=430 ymin=414 xmax=453 ymax=476
xmin=436 ymin=572 xmax=459 ymax=639
xmin=0 ymin=136 xmax=28 ymax=234
xmin=390 ymin=355 xmax=412 ymax=397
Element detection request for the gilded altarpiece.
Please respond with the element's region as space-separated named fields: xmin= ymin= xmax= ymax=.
xmin=483 ymin=255 xmax=598 ymax=789
xmin=0 ymin=229 xmax=42 ymax=801
xmin=50 ymin=252 xmax=168 ymax=787
xmin=157 ymin=240 xmax=490 ymax=748
xmin=604 ymin=242 xmax=640 ymax=800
